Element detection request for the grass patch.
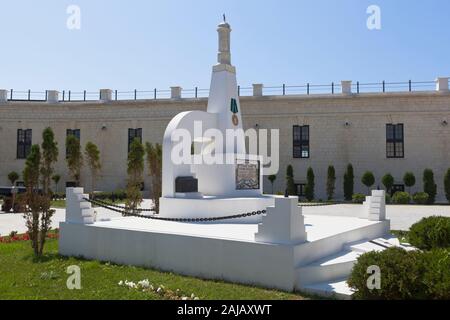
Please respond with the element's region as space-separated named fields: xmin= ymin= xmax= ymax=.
xmin=0 ymin=239 xmax=311 ymax=300
xmin=391 ymin=230 xmax=410 ymax=244
xmin=50 ymin=199 xmax=124 ymax=209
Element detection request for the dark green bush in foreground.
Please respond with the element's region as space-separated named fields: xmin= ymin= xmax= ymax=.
xmin=409 ymin=216 xmax=450 ymax=250
xmin=348 ymin=247 xmax=450 ymax=300
xmin=348 ymin=248 xmax=427 ymax=300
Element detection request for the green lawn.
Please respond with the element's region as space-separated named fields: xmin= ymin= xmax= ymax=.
xmin=0 ymin=239 xmax=311 ymax=300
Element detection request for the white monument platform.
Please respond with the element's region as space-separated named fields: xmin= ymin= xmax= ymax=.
xmin=59 ymin=21 xmax=405 ymax=299
xmin=60 ymin=188 xmax=400 ymax=298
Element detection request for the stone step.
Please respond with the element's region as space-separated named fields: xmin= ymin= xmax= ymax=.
xmin=296 ymin=250 xmax=360 ymax=286
xmin=301 ymin=278 xmax=353 ymax=300
xmin=79 ymin=201 xmax=91 ymax=209
xmin=81 ymin=208 xmax=94 ymax=217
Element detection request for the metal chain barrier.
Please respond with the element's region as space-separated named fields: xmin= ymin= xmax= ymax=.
xmin=89 ymin=198 xmax=154 ymax=212
xmin=83 ymin=197 xmax=266 ymax=222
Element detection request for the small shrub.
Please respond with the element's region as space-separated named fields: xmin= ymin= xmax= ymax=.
xmin=381 ymin=173 xmax=394 ymax=193
xmin=409 ymin=216 xmax=450 ymax=250
xmin=423 ymin=169 xmax=437 ymax=204
xmin=343 ymin=164 xmax=354 ymax=201
xmin=392 ymin=191 xmax=411 ymax=204
xmin=421 ymin=249 xmax=450 ymax=299
xmin=348 ymin=247 xmax=427 ymax=300
xmin=385 ymin=194 xmax=391 ymax=204
xmin=9 ymin=230 xmax=18 ymax=238
xmin=286 ymin=165 xmax=296 ymax=196
xmin=352 ymin=193 xmax=366 ymax=204
xmin=444 ymin=168 xmax=450 ymax=203
xmin=403 ymin=172 xmax=416 ymax=193
xmin=361 ymin=171 xmax=375 ymax=193
xmin=412 ymin=192 xmax=429 ymax=205
xmin=305 ymin=167 xmax=315 ymax=202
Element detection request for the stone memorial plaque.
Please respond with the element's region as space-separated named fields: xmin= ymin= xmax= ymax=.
xmin=235 ymin=160 xmax=260 ymax=190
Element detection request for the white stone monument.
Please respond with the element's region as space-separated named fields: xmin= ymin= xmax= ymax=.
xmin=60 ymin=19 xmax=406 ymax=299
xmin=159 ymin=19 xmax=274 ymax=221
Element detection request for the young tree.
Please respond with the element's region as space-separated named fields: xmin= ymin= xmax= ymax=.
xmin=361 ymin=171 xmax=375 ymax=194
xmin=84 ymin=142 xmax=101 ymax=195
xmin=343 ymin=164 xmax=354 ymax=201
xmin=52 ymin=174 xmax=61 ymax=193
xmin=8 ymin=171 xmax=19 ymax=186
xmin=145 ymin=142 xmax=162 ymax=214
xmin=381 ymin=173 xmax=394 ymax=194
xmin=403 ymin=172 xmax=416 ymax=194
xmin=40 ymin=127 xmax=58 ymax=195
xmin=423 ymin=169 xmax=437 ymax=204
xmin=286 ymin=165 xmax=296 ymax=196
xmin=305 ymin=167 xmax=315 ymax=202
xmin=444 ymin=168 xmax=450 ymax=203
xmin=126 ymin=138 xmax=145 ymax=213
xmin=66 ymin=134 xmax=83 ymax=187
xmin=326 ymin=166 xmax=336 ymax=201
xmin=268 ymin=175 xmax=276 ymax=194
xmin=23 ymin=145 xmax=55 ymax=256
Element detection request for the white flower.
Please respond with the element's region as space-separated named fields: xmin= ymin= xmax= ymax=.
xmin=194 ymin=297 xmax=199 ymax=300
xmin=191 ymin=293 xmax=195 ymax=299
xmin=118 ymin=280 xmax=123 ymax=286
xmin=181 ymin=297 xmax=188 ymax=300
xmin=138 ymin=279 xmax=150 ymax=288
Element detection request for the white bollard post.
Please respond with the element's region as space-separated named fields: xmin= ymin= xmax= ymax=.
xmin=46 ymin=90 xmax=59 ymax=103
xmin=341 ymin=80 xmax=352 ymax=95
xmin=66 ymin=187 xmax=95 ymax=224
xmin=436 ymin=77 xmax=449 ymax=93
xmin=255 ymin=196 xmax=307 ymax=244
xmin=100 ymin=89 xmax=113 ymax=102
xmin=0 ymin=89 xmax=8 ymax=104
xmin=362 ymin=190 xmax=386 ymax=221
xmin=171 ymin=86 xmax=182 ymax=99
xmin=253 ymin=84 xmax=263 ymax=97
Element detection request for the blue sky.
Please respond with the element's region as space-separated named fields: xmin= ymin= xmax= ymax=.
xmin=0 ymin=0 xmax=449 ymax=92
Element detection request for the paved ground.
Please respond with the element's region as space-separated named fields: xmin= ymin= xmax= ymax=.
xmin=302 ymin=204 xmax=450 ymax=231
xmin=1 ymin=202 xmax=450 ymax=236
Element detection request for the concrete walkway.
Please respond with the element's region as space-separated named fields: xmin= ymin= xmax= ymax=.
xmin=1 ymin=202 xmax=450 ymax=236
xmin=303 ymin=204 xmax=450 ymax=231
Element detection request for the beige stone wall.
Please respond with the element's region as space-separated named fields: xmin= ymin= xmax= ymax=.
xmin=1 ymin=92 xmax=449 ymax=201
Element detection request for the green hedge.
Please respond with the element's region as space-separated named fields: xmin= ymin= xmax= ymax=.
xmin=352 ymin=193 xmax=366 ymax=204
xmin=409 ymin=216 xmax=450 ymax=250
xmin=348 ymin=247 xmax=427 ymax=300
xmin=412 ymin=192 xmax=429 ymax=205
xmin=392 ymin=191 xmax=411 ymax=204
xmin=348 ymin=247 xmax=450 ymax=300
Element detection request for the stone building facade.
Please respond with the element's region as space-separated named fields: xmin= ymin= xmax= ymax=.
xmin=1 ymin=82 xmax=450 ymax=201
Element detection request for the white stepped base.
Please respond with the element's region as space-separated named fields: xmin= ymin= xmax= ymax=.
xmin=301 ymin=278 xmax=353 ymax=300
xmin=296 ymin=250 xmax=360 ymax=286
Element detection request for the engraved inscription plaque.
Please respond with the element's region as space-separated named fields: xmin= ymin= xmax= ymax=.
xmin=235 ymin=160 xmax=260 ymax=190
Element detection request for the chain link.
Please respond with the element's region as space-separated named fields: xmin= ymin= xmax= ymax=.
xmin=83 ymin=197 xmax=266 ymax=222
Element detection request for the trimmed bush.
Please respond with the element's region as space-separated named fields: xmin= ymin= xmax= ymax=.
xmin=348 ymin=247 xmax=427 ymax=300
xmin=305 ymin=167 xmax=315 ymax=201
xmin=392 ymin=191 xmax=411 ymax=204
xmin=409 ymin=216 xmax=450 ymax=250
xmin=326 ymin=166 xmax=336 ymax=201
xmin=421 ymin=249 xmax=450 ymax=299
xmin=361 ymin=171 xmax=375 ymax=194
xmin=381 ymin=173 xmax=394 ymax=194
xmin=343 ymin=164 xmax=354 ymax=201
xmin=349 ymin=247 xmax=450 ymax=300
xmin=423 ymin=169 xmax=437 ymax=204
xmin=444 ymin=168 xmax=450 ymax=203
xmin=403 ymin=172 xmax=416 ymax=193
xmin=352 ymin=193 xmax=366 ymax=204
xmin=385 ymin=193 xmax=391 ymax=204
xmin=286 ymin=165 xmax=296 ymax=196
xmin=412 ymin=192 xmax=429 ymax=205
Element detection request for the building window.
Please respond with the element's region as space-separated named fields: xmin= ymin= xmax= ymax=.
xmin=386 ymin=124 xmax=404 ymax=158
xmin=295 ymin=183 xmax=306 ymax=197
xmin=293 ymin=125 xmax=310 ymax=158
xmin=66 ymin=129 xmax=81 ymax=157
xmin=390 ymin=184 xmax=405 ymax=197
xmin=17 ymin=129 xmax=32 ymax=159
xmin=66 ymin=181 xmax=77 ymax=188
xmin=128 ymin=128 xmax=142 ymax=152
